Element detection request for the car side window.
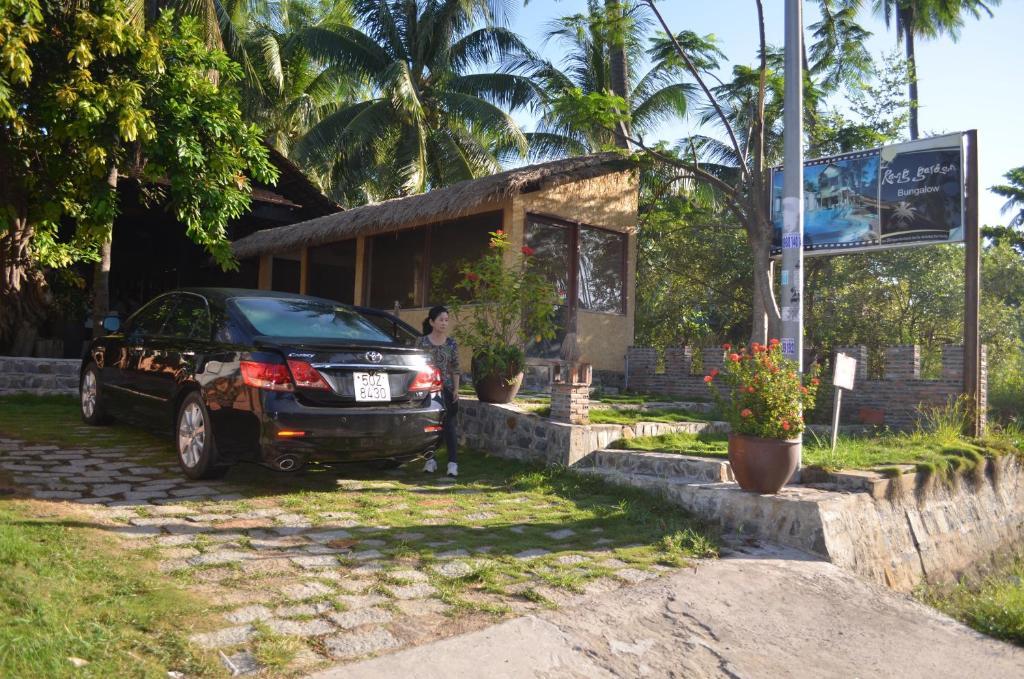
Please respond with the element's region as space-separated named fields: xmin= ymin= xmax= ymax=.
xmin=126 ymin=295 xmax=176 ymax=339
xmin=162 ymin=294 xmax=212 ymax=340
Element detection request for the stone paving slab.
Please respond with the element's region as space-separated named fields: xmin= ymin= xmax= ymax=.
xmin=1 ymin=435 xmax=693 ymax=676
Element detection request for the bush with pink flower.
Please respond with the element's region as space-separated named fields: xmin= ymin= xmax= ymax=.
xmin=704 ymin=339 xmax=822 ymax=439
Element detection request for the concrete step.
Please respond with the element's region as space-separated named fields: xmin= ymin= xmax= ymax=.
xmin=578 ymin=449 xmax=733 ymax=483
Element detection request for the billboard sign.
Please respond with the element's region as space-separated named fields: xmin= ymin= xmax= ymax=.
xmin=771 ymin=133 xmax=965 ymax=255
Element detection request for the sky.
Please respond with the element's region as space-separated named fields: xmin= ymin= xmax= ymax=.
xmin=504 ymin=0 xmax=1024 ymax=228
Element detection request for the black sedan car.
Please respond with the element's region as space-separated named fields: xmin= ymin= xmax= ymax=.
xmin=80 ymin=288 xmax=445 ymax=479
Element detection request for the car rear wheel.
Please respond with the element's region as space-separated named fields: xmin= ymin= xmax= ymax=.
xmin=80 ymin=365 xmax=110 ymax=425
xmin=176 ymin=392 xmax=228 ymax=480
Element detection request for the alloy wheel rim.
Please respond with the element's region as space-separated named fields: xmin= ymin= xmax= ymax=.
xmin=178 ymin=402 xmax=205 ymax=468
xmin=81 ymin=372 xmax=96 ymax=418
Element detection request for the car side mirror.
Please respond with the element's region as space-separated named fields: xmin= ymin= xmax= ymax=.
xmin=102 ymin=314 xmax=121 ymax=334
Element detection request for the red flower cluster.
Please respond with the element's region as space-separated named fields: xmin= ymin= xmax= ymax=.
xmin=729 ymin=353 xmax=740 ymax=362
xmin=465 ymin=272 xmax=480 ymax=282
xmin=521 ymin=246 xmax=535 ymax=256
xmin=703 ymin=375 xmax=713 ymax=383
xmin=722 ymin=342 xmax=732 ymax=351
xmin=740 ymin=408 xmax=753 ymax=418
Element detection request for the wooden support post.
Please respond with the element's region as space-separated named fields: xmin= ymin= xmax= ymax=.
xmin=354 ymin=237 xmax=366 ymax=305
xmin=258 ymin=255 xmax=272 ymax=291
xmin=299 ymin=247 xmax=309 ymax=295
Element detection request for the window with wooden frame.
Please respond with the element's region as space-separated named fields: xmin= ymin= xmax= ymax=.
xmin=365 ymin=211 xmax=500 ymax=310
xmin=308 ymin=239 xmax=356 ymax=304
xmin=525 ymin=214 xmax=626 ymax=316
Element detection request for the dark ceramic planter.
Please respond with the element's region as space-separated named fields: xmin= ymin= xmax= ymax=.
xmin=727 ymin=433 xmax=801 ymax=494
xmin=471 ymin=357 xmax=524 ymax=404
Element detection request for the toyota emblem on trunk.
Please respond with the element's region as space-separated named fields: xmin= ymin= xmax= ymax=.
xmin=365 ymin=351 xmax=383 ymax=364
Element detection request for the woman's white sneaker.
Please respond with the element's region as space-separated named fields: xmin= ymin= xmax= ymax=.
xmin=423 ymin=458 xmax=437 ymax=473
xmin=447 ymin=462 xmax=458 ymax=477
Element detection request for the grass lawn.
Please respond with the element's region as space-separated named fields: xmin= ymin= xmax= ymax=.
xmin=0 ymin=393 xmax=172 ymax=452
xmin=0 ymin=394 xmax=720 ymax=675
xmin=919 ymin=552 xmax=1024 ymax=646
xmin=523 ymin=405 xmax=710 ymax=425
xmin=0 ymin=500 xmax=222 ymax=678
xmin=611 ymin=429 xmax=1022 ymax=478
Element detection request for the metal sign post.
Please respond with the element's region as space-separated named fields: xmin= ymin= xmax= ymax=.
xmin=782 ymin=0 xmax=804 ymax=463
xmin=831 ymin=353 xmax=857 ymax=452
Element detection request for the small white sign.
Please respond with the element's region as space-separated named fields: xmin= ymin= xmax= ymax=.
xmin=833 ymin=353 xmax=857 ymax=391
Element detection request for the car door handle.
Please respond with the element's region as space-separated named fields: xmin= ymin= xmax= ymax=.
xmin=130 ymin=346 xmax=144 ymax=352
xmin=181 ymin=351 xmax=195 ymax=357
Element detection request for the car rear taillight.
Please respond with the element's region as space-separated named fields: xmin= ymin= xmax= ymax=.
xmin=240 ymin=361 xmax=294 ymax=391
xmin=286 ymin=359 xmax=331 ymax=390
xmin=409 ymin=367 xmax=443 ymax=394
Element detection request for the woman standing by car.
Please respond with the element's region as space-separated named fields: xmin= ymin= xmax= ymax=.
xmin=419 ymin=305 xmax=460 ymax=477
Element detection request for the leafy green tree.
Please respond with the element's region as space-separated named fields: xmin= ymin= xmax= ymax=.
xmin=991 ymin=165 xmax=1024 ymax=229
xmin=0 ymin=4 xmax=276 ymax=351
xmin=293 ymin=0 xmax=537 ymax=202
xmin=872 ymin=0 xmax=1000 ymax=139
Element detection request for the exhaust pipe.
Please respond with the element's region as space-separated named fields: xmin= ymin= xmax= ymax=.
xmin=272 ymin=455 xmax=301 ymax=472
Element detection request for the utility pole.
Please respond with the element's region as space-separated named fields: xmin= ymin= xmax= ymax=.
xmin=782 ymin=0 xmax=805 ymax=459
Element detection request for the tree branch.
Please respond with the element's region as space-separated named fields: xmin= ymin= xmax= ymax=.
xmin=642 ymin=0 xmax=749 ymax=179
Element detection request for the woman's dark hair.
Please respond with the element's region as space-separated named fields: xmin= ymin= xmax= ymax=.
xmin=422 ymin=305 xmax=449 ymax=335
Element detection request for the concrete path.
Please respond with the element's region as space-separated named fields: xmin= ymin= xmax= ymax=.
xmin=311 ymin=544 xmax=1024 ymax=679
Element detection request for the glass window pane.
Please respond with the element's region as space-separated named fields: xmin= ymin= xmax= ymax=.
xmin=578 ymin=227 xmax=625 ymax=314
xmin=368 ymin=228 xmax=426 ymax=310
xmin=127 ymin=295 xmax=176 ymax=337
xmin=429 ymin=212 xmax=500 ymax=301
xmin=162 ymin=295 xmax=211 ymax=340
xmin=525 ymin=217 xmax=571 ymax=305
xmin=308 ymin=240 xmax=356 ymax=303
xmin=272 ymin=255 xmax=301 ymax=293
xmin=231 ymin=297 xmax=394 ymax=342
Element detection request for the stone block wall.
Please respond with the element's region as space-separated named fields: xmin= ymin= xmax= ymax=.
xmin=625 ymin=344 xmax=987 ymax=431
xmin=0 ymin=357 xmax=80 ymax=396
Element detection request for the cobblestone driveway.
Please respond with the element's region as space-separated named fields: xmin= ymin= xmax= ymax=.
xmin=0 ymin=430 xmax=710 ymax=676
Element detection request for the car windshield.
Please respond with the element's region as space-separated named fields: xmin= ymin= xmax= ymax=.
xmin=231 ymin=297 xmax=394 ymax=343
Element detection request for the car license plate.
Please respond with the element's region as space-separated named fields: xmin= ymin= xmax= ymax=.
xmin=353 ymin=372 xmax=391 ymax=402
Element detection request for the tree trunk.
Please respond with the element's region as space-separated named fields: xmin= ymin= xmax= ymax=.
xmin=91 ymin=164 xmax=118 ymax=339
xmin=605 ymin=0 xmax=631 ymax=149
xmin=749 ymin=224 xmax=781 ymax=344
xmin=905 ymin=25 xmax=919 ymax=140
xmin=0 ymin=216 xmax=50 ymax=355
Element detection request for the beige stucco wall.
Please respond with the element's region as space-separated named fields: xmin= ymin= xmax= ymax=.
xmin=510 ymin=169 xmax=639 ymax=373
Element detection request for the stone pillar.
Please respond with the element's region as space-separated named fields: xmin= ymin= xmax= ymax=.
xmin=941 ymin=344 xmax=964 ymax=381
xmin=665 ymin=346 xmax=693 ymax=377
xmin=551 ymin=362 xmax=593 ymax=425
xmin=884 ymin=345 xmax=920 ymax=381
xmin=702 ymin=347 xmax=725 ymax=375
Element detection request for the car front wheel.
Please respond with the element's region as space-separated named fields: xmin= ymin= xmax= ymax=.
xmin=176 ymin=392 xmax=228 ymax=480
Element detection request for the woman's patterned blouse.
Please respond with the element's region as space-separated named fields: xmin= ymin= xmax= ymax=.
xmin=417 ymin=335 xmax=460 ymax=391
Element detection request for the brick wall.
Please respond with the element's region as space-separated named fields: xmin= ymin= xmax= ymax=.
xmin=625 ymin=344 xmax=988 ymax=431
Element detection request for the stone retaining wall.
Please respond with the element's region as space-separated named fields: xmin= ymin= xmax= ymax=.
xmin=456 ymin=398 xmax=728 ymax=467
xmin=0 ymin=357 xmax=80 ymax=396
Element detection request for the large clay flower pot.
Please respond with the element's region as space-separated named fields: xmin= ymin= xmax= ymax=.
xmin=472 ymin=357 xmax=524 ymax=404
xmin=727 ymin=433 xmax=801 ymax=494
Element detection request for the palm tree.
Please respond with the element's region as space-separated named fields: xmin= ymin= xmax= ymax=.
xmin=991 ymin=166 xmax=1024 ymax=228
xmin=525 ymin=0 xmax=721 ymax=159
xmin=872 ymin=0 xmax=1000 ymax=139
xmin=239 ymin=0 xmax=361 ymax=160
xmin=292 ymin=0 xmax=537 ymax=203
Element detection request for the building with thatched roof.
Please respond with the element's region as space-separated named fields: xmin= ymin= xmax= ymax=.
xmin=231 ymin=153 xmax=640 ymax=373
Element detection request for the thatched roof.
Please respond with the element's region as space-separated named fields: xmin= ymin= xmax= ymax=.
xmin=232 ymin=152 xmax=633 ymax=259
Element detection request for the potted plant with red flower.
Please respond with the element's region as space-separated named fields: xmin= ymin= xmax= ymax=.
xmin=447 ymin=230 xmax=559 ymax=403
xmin=705 ymin=339 xmax=822 ymax=493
